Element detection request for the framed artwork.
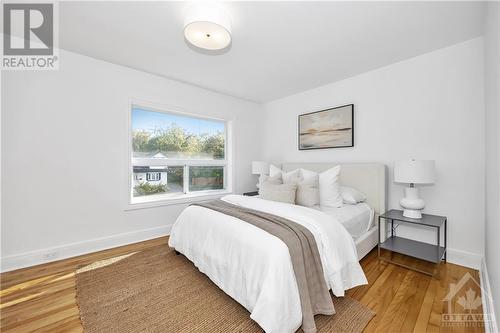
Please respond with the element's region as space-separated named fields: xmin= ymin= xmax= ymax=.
xmin=298 ymin=104 xmax=354 ymax=150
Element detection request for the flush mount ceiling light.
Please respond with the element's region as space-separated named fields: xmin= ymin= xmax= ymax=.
xmin=184 ymin=4 xmax=232 ymax=51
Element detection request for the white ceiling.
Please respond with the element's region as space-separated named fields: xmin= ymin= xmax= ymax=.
xmin=59 ymin=1 xmax=485 ymax=103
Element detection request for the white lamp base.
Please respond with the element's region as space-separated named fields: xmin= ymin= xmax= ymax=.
xmin=402 ymin=208 xmax=423 ymax=219
xmin=400 ymin=187 xmax=425 ymax=219
xmin=256 ymin=174 xmax=264 ymax=189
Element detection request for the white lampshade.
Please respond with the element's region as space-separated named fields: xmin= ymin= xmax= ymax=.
xmin=184 ymin=4 xmax=232 ymax=50
xmin=394 ymin=160 xmax=435 ymax=184
xmin=252 ymin=161 xmax=269 ymax=175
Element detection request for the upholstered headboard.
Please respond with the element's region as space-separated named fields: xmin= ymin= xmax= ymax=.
xmin=281 ymin=163 xmax=387 ymax=216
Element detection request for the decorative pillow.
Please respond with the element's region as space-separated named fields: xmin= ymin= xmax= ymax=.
xmin=300 ymin=168 xmax=318 ymax=180
xmin=269 ymin=165 xmax=302 ymax=184
xmin=259 ymin=183 xmax=297 ymax=204
xmin=283 ymin=169 xmax=302 ymax=184
xmin=258 ymin=173 xmax=283 ymax=189
xmin=269 ymin=164 xmax=282 ymax=177
xmin=296 ymin=175 xmax=320 ymax=207
xmin=341 ymin=186 xmax=367 ymax=205
xmin=319 ymin=166 xmax=343 ymax=208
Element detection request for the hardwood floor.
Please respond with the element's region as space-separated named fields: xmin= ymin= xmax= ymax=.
xmin=0 ymin=237 xmax=484 ymax=333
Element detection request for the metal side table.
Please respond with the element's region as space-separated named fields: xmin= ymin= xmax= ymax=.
xmin=378 ymin=209 xmax=447 ymax=276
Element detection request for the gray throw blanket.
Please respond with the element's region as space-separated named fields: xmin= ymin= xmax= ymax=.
xmin=192 ymin=200 xmax=335 ymax=333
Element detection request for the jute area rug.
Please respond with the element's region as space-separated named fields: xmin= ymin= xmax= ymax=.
xmin=75 ymin=245 xmax=374 ymax=333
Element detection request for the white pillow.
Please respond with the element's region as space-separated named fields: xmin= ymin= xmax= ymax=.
xmin=269 ymin=164 xmax=302 ymax=184
xmin=319 ymin=166 xmax=343 ymax=208
xmin=341 ymin=186 xmax=367 ymax=204
xmin=269 ymin=164 xmax=282 ymax=177
xmin=296 ymin=175 xmax=320 ymax=207
xmin=300 ymin=168 xmax=318 ymax=180
xmin=258 ymin=173 xmax=283 ymax=189
xmin=259 ymin=183 xmax=297 ymax=204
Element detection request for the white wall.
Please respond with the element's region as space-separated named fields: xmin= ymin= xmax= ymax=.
xmin=1 ymin=49 xmax=264 ymax=271
xmin=484 ymin=2 xmax=500 ymax=327
xmin=262 ymin=38 xmax=485 ymax=268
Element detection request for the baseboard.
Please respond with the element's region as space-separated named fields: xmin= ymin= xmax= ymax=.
xmin=0 ymin=225 xmax=172 ymax=273
xmin=480 ymin=258 xmax=499 ymax=333
xmin=447 ymin=248 xmax=483 ymax=270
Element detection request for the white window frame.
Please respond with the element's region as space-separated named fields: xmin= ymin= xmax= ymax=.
xmin=126 ymin=101 xmax=233 ymax=210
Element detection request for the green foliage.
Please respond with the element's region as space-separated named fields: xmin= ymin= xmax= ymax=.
xmin=133 ymin=125 xmax=225 ymax=159
xmin=202 ymin=134 xmax=225 ymax=159
xmin=189 ymin=166 xmax=224 ymax=191
xmin=134 ymin=182 xmax=168 ymax=195
xmin=190 ymin=166 xmax=223 ymax=178
xmin=167 ymin=166 xmax=184 ymax=184
xmin=132 ymin=130 xmax=151 ymax=152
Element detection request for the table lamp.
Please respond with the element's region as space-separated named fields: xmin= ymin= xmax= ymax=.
xmin=394 ymin=159 xmax=435 ymax=219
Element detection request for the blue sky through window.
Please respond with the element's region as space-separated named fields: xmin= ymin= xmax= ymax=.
xmin=132 ymin=107 xmax=224 ymax=136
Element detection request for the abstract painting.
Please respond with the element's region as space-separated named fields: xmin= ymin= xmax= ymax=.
xmin=298 ymin=104 xmax=354 ymax=150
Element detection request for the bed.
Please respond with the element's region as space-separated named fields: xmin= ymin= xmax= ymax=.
xmin=281 ymin=163 xmax=387 ymax=260
xmin=169 ymin=163 xmax=386 ymax=333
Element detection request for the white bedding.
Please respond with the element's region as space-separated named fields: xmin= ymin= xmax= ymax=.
xmin=311 ymin=203 xmax=374 ymax=239
xmin=168 ymin=195 xmax=367 ymax=333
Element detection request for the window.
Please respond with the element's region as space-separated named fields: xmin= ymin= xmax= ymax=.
xmin=146 ymin=172 xmax=161 ymax=181
xmin=130 ymin=105 xmax=230 ymax=205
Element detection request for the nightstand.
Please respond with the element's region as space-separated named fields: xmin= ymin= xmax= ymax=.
xmin=243 ymin=191 xmax=259 ymax=196
xmin=378 ymin=209 xmax=447 ymax=276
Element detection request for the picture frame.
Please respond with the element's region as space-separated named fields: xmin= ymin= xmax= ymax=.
xmin=298 ymin=104 xmax=354 ymax=150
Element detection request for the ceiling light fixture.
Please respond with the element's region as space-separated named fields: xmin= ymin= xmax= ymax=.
xmin=184 ymin=4 xmax=232 ymax=51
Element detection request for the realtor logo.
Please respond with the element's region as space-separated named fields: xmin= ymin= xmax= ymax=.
xmin=2 ymin=2 xmax=58 ymax=69
xmin=441 ymin=272 xmax=492 ymax=328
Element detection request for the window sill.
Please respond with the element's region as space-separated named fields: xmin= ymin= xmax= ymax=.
xmin=125 ymin=190 xmax=232 ymax=211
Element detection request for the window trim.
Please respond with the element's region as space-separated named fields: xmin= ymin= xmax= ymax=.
xmin=126 ymin=100 xmax=233 ymax=210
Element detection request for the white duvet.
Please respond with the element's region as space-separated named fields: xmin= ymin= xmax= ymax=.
xmin=168 ymin=195 xmax=367 ymax=333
